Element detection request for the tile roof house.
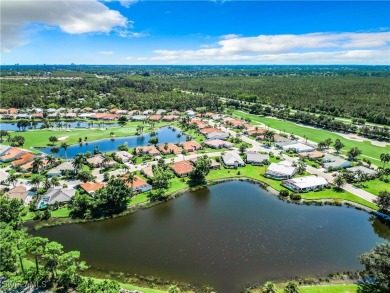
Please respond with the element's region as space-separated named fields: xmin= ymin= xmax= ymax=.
xmin=299 ymin=151 xmax=325 ymax=160
xmin=156 ymin=109 xmax=167 ymax=115
xmin=115 ymin=151 xmax=133 ymax=163
xmin=282 ymin=175 xmax=328 ymax=192
xmin=20 ymin=159 xmax=49 ymax=172
xmin=226 ymin=119 xmax=246 ymax=128
xmin=141 ymin=165 xmax=154 ymax=178
xmin=200 ymin=127 xmax=221 ymax=134
xmin=180 ymin=141 xmax=202 ymax=152
xmin=0 ymin=145 xmax=11 ymax=156
xmin=7 ymin=186 xmax=29 ymax=202
xmin=11 ymin=152 xmax=35 ymax=167
xmin=131 ymin=115 xmax=148 ymax=121
xmin=190 ymin=157 xmax=221 ymax=169
xmin=222 ymin=151 xmax=245 ymax=168
xmin=266 ymin=160 xmax=297 ymax=180
xmin=162 ymin=115 xmax=178 ymax=121
xmin=158 ymin=143 xmax=182 ymax=155
xmin=282 ymin=142 xmax=315 ymax=153
xmin=203 ymin=139 xmax=233 ymax=149
xmin=190 ymin=119 xmax=207 ymax=129
xmin=170 ymin=160 xmax=194 ymax=177
xmin=246 ymin=151 xmax=269 ymax=165
xmin=135 ymin=145 xmax=160 ymax=156
xmin=205 ymin=131 xmax=230 ymax=140
xmin=122 ymin=175 xmax=152 ymax=193
xmin=87 ymin=155 xmax=105 ymax=167
xmin=79 ymin=182 xmax=106 ymax=195
xmin=149 ymin=114 xmax=162 ymax=121
xmin=1 ymin=148 xmax=25 ymax=162
xmin=32 ymin=113 xmax=44 ymax=119
xmin=36 ymin=187 xmax=76 ymax=209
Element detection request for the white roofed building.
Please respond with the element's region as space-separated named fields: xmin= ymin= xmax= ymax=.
xmin=282 ymin=175 xmax=328 ymax=192
xmin=265 ymin=160 xmax=297 ymax=180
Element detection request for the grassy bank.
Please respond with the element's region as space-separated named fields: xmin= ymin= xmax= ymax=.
xmin=233 ymin=111 xmax=389 ymax=162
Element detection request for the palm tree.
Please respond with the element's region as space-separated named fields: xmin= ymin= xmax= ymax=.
xmin=73 ymin=154 xmax=86 ymax=173
xmin=46 ymin=155 xmax=56 ymax=167
xmin=7 ymin=174 xmax=18 ymax=187
xmin=125 ymin=172 xmax=136 ymax=188
xmin=61 ymin=142 xmax=68 ymax=160
xmin=32 ymin=157 xmax=44 ymax=173
xmin=380 ymin=153 xmax=390 ymax=168
xmin=51 ymin=176 xmax=60 ymax=187
xmin=333 ymin=174 xmax=346 ymax=190
xmin=102 ymin=155 xmax=110 ymax=169
xmin=262 ymin=282 xmax=277 ymax=293
xmin=264 ymin=130 xmax=275 ymax=144
xmin=31 ymin=175 xmax=43 ymax=189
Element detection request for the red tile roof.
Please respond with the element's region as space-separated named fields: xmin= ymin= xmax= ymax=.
xmin=158 ymin=143 xmax=182 ymax=155
xmin=12 ymin=152 xmax=35 ymax=167
xmin=1 ymin=147 xmax=25 ymax=161
xmin=80 ymin=182 xmax=106 ymax=193
xmin=180 ymin=141 xmax=202 ymax=152
xmin=170 ymin=160 xmax=193 ymax=176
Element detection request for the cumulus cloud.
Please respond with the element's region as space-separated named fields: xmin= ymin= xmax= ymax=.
xmin=141 ymin=31 xmax=390 ymax=64
xmin=0 ymin=0 xmax=130 ymax=51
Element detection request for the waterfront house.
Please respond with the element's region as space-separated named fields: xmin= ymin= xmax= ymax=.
xmin=222 ymin=151 xmax=245 ymax=168
xmin=282 ymin=175 xmax=328 ymax=192
xmin=47 ymin=161 xmax=74 ymax=177
xmin=36 ymin=187 xmax=76 ymax=209
xmin=131 ymin=115 xmax=148 ymax=121
xmin=0 ymin=145 xmax=11 ymax=156
xmin=123 ymin=175 xmax=152 ymax=193
xmin=149 ymin=114 xmax=162 ymax=121
xmin=170 ymin=160 xmax=194 ymax=177
xmin=322 ymin=154 xmax=352 ymax=171
xmin=180 ymin=141 xmax=202 ymax=152
xmin=266 ymin=160 xmax=297 ymax=180
xmin=1 ymin=147 xmax=25 ymax=162
xmin=115 ymin=151 xmax=133 ymax=163
xmin=200 ymin=127 xmax=221 ymax=135
xmin=158 ymin=143 xmax=182 ymax=155
xmin=135 ymin=145 xmax=160 ymax=156
xmin=190 ymin=119 xmax=207 ymax=129
xmin=11 ymin=152 xmax=35 ymax=167
xmin=79 ymin=182 xmax=106 ymax=195
xmin=87 ymin=155 xmax=105 ymax=167
xmin=246 ymin=151 xmax=269 ymax=165
xmin=7 ymin=186 xmax=29 ymax=202
xmin=141 ymin=165 xmax=154 ymax=178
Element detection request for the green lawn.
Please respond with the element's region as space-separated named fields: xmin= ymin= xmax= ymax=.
xmin=355 ymin=178 xmax=390 ymax=196
xmin=4 ymin=121 xmax=169 ymax=149
xmin=233 ymin=111 xmax=389 ymax=162
xmin=275 ymin=284 xmax=358 ymax=293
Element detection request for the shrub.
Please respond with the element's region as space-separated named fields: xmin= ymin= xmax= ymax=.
xmin=290 ymin=193 xmax=302 ymax=200
xmin=279 ymin=190 xmax=289 ymax=197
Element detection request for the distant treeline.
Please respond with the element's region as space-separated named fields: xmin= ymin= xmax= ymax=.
xmin=1 ymin=65 xmax=389 ymax=125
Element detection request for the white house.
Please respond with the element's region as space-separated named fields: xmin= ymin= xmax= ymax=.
xmin=282 ymin=175 xmax=328 ymax=192
xmin=246 ymin=151 xmax=269 ymax=165
xmin=185 ymin=110 xmax=195 ymax=117
xmin=323 ymin=155 xmax=352 ymax=171
xmin=222 ymin=151 xmax=245 ymax=168
xmin=266 ymin=160 xmax=297 ymax=180
xmin=282 ymin=142 xmax=315 ymax=153
xmin=206 ymin=131 xmax=230 ymax=140
xmin=115 ymin=151 xmax=133 ymax=163
xmin=47 ymin=161 xmax=74 ymax=177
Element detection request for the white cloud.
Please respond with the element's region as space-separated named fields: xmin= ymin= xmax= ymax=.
xmin=141 ymin=31 xmax=390 ymax=64
xmin=99 ymin=51 xmax=114 ymax=55
xmin=0 ymin=0 xmax=129 ymax=51
xmin=103 ymin=0 xmax=139 ymax=8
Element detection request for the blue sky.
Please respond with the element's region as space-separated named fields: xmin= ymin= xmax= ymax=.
xmin=1 ymin=1 xmax=390 ymax=64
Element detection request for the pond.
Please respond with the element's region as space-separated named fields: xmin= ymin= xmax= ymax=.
xmin=0 ymin=121 xmax=119 ymax=131
xmin=38 ymin=126 xmax=187 ymax=159
xmin=30 ymin=181 xmax=390 ymax=292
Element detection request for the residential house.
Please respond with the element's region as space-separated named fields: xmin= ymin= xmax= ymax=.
xmin=141 ymin=165 xmax=154 ymax=178
xmin=282 ymin=175 xmax=328 ymax=192
xmin=123 ymin=175 xmax=152 ymax=193
xmin=65 ymin=113 xmax=77 ymax=119
xmin=1 ymin=147 xmax=25 ymax=162
xmin=266 ymin=160 xmax=297 ymax=180
xmin=143 ymin=110 xmax=154 ymax=115
xmin=282 ymin=142 xmax=315 ymax=153
xmin=222 ymin=151 xmax=245 ymax=168
xmin=322 ymin=154 xmax=352 ymax=171
xmin=299 ymin=151 xmax=325 ymax=160
xmin=275 ymin=137 xmax=296 ymax=148
xmin=11 ymin=152 xmax=35 ymax=167
xmin=16 ymin=113 xmax=30 ymax=119
xmin=32 ymin=113 xmax=44 ymax=119
xmin=348 ymin=166 xmax=377 ymax=178
xmin=79 ymin=182 xmax=106 ymax=195
xmin=180 ymin=141 xmax=202 ymax=152
xmin=20 ymin=159 xmax=49 ymax=172
xmin=203 ymin=139 xmax=233 ymax=149
xmin=185 ymin=110 xmax=195 ymax=117
xmin=200 ymin=127 xmax=221 ymax=135
xmin=156 ymin=109 xmax=167 ymax=115
xmin=7 ymin=186 xmax=29 ymax=202
xmin=135 ymin=145 xmax=160 ymax=156
xmin=226 ymin=119 xmax=246 ymax=129
xmin=115 ymin=151 xmax=133 ymax=163
xmin=47 ymin=161 xmax=74 ymax=177
xmin=206 ymin=131 xmax=230 ymax=140
xmin=149 ymin=114 xmax=162 ymax=121
xmin=0 ymin=145 xmax=11 ymax=156
xmin=131 ymin=115 xmax=148 ymax=121
xmin=162 ymin=115 xmax=178 ymax=122
xmin=190 ymin=119 xmax=207 ymax=129
xmin=170 ymin=160 xmax=194 ymax=177
xmin=158 ymin=143 xmax=182 ymax=155
xmin=246 ymin=151 xmax=269 ymax=165
xmin=36 ymin=187 xmax=76 ymax=209
xmin=246 ymin=128 xmax=266 ymax=138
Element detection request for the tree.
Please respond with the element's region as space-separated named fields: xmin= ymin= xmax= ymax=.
xmin=125 ymin=171 xmax=136 ymax=188
xmin=31 ymin=174 xmax=44 ymax=189
xmin=189 ymin=155 xmax=211 ymax=183
xmin=73 ymin=154 xmax=87 ymax=173
xmin=347 ymin=147 xmax=362 ymax=161
xmin=32 ymin=157 xmax=44 ymax=173
xmin=334 ymin=139 xmax=345 ymax=153
xmin=284 ymin=281 xmax=299 ymax=293
xmin=380 ymin=153 xmax=390 ymax=168
xmin=27 ymin=237 xmax=48 ymax=274
xmin=51 ymin=176 xmax=60 ymax=187
xmin=148 ymin=137 xmax=159 ymax=145
xmin=7 ymin=173 xmax=18 ymax=187
xmin=44 ymin=241 xmax=64 ymax=280
xmin=0 ymin=195 xmax=24 ymax=229
xmin=359 ymin=242 xmax=390 ymax=292
xmin=168 ymin=284 xmax=181 ymax=293
xmin=49 ymin=136 xmax=58 ymax=146
xmin=374 ymin=191 xmax=390 ymax=215
xmin=239 ymin=143 xmax=247 ymax=155
xmin=58 ymin=250 xmax=88 ymax=289
xmin=118 ymin=115 xmax=128 ymax=127
xmin=264 ymin=130 xmax=275 ymax=144
xmin=76 ymin=170 xmax=94 ymax=183
xmin=61 ymin=142 xmax=68 ymax=159
xmin=262 ymin=281 xmax=277 ymax=293
xmin=296 ymin=158 xmax=307 ymax=175
xmin=333 ymin=174 xmax=346 ymax=190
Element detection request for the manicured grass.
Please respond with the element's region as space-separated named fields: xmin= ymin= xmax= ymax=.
xmin=4 ymin=121 xmax=169 ymax=149
xmin=234 ymin=111 xmax=390 ymax=162
xmin=297 ymin=284 xmax=357 ymax=293
xmin=356 ymin=178 xmax=390 ymax=196
xmin=51 ymin=208 xmax=71 ymax=218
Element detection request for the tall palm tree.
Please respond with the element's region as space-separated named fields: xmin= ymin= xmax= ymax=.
xmin=32 ymin=157 xmax=44 ymax=173
xmin=380 ymin=153 xmax=390 ymax=168
xmin=73 ymin=154 xmax=86 ymax=173
xmin=125 ymin=172 xmax=136 ymax=188
xmin=46 ymin=155 xmax=56 ymax=167
xmin=7 ymin=174 xmax=18 ymax=187
xmin=31 ymin=175 xmax=43 ymax=189
xmin=61 ymin=142 xmax=68 ymax=160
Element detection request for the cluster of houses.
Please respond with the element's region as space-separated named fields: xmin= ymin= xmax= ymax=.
xmin=0 ymin=145 xmax=46 ymax=172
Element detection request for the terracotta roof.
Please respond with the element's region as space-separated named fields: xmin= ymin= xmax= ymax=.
xmin=20 ymin=159 xmax=49 ymax=171
xmin=190 ymin=119 xmax=207 ymax=129
xmin=247 ymin=129 xmax=266 ymax=136
xmin=135 ymin=145 xmax=160 ymax=156
xmin=162 ymin=115 xmax=177 ymax=121
xmin=158 ymin=143 xmax=182 ymax=155
xmin=180 ymin=141 xmax=202 ymax=151
xmin=170 ymin=160 xmax=193 ymax=175
xmin=80 ymin=182 xmax=106 ymax=193
xmin=141 ymin=165 xmax=154 ymax=178
xmin=11 ymin=152 xmax=35 ymax=167
xmin=200 ymin=127 xmax=220 ymax=134
xmin=8 ymin=108 xmax=18 ymax=114
xmin=122 ymin=175 xmax=149 ymax=189
xmin=299 ymin=151 xmax=324 ymax=159
xmin=149 ymin=115 xmax=162 ymax=121
xmin=1 ymin=147 xmax=25 ymax=161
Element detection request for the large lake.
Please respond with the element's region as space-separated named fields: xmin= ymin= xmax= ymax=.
xmin=39 ymin=126 xmax=186 ymax=158
xmin=31 ymin=181 xmax=390 ymax=292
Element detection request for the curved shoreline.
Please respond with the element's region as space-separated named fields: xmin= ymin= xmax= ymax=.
xmin=27 ymin=177 xmax=378 ymax=230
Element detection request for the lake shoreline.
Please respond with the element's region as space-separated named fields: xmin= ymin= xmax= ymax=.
xmin=27 ymin=177 xmax=378 ymax=231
